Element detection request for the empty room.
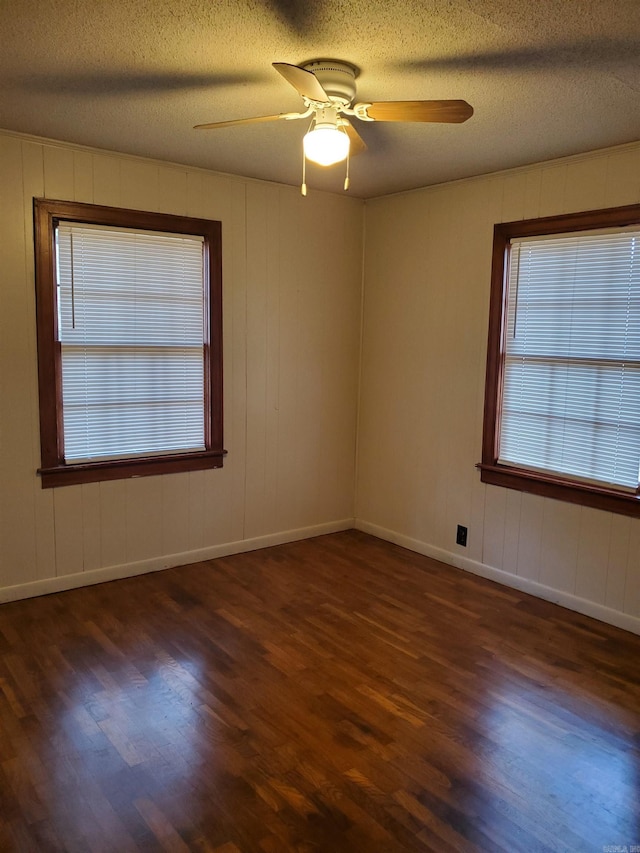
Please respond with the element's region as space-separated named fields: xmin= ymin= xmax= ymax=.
xmin=1 ymin=0 xmax=639 ymax=850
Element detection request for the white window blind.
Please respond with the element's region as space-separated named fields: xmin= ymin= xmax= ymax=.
xmin=56 ymin=223 xmax=206 ymax=463
xmin=499 ymin=227 xmax=640 ymax=491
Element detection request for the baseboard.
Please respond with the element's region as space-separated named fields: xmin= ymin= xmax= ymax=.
xmin=0 ymin=518 xmax=355 ymax=604
xmin=7 ymin=515 xmax=638 ymax=638
xmin=355 ymin=519 xmax=640 ymax=637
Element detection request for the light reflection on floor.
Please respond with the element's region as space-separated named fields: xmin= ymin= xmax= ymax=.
xmin=472 ymin=657 xmax=640 ymax=849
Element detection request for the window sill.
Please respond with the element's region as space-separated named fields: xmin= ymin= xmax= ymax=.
xmin=39 ymin=449 xmax=227 ymax=488
xmin=477 ymin=463 xmax=640 ymax=518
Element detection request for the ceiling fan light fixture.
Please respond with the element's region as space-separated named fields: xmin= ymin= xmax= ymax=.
xmin=303 ymin=110 xmax=350 ymax=166
xmin=304 ymin=126 xmax=349 ymax=166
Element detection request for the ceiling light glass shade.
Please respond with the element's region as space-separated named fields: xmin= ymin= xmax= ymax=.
xmin=303 ymin=126 xmax=350 ymax=166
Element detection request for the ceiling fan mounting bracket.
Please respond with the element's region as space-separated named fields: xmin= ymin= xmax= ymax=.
xmin=349 ymin=103 xmax=374 ymax=121
xmin=302 ymin=59 xmax=358 ymax=107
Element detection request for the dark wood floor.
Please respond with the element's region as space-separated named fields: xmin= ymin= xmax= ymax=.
xmin=1 ymin=531 xmax=639 ymax=852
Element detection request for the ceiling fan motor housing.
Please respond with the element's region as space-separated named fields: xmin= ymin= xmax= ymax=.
xmin=303 ymin=60 xmax=358 ymax=105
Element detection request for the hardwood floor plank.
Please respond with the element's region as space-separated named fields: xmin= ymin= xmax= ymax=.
xmin=1 ymin=530 xmax=639 ymax=851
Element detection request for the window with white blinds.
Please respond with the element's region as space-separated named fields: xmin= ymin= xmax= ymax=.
xmin=56 ymin=223 xmax=207 ymax=463
xmin=499 ymin=227 xmax=640 ymax=493
xmin=34 ymin=199 xmax=223 ymax=488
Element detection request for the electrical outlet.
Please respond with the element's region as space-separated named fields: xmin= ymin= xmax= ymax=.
xmin=456 ymin=525 xmax=468 ymax=547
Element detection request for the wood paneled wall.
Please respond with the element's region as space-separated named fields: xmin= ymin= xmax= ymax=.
xmin=357 ymin=143 xmax=640 ymax=632
xmin=0 ymin=133 xmax=363 ymax=597
xmin=2 ymin=129 xmax=639 ymax=635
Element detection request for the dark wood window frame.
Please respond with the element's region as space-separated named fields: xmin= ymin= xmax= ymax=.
xmin=479 ymin=203 xmax=640 ymax=518
xmin=34 ymin=198 xmax=225 ymax=488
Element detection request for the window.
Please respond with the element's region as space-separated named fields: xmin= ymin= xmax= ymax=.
xmin=480 ymin=204 xmax=640 ymax=517
xmin=34 ymin=199 xmax=224 ymax=487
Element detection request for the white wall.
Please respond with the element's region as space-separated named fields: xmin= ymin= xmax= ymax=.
xmin=356 ymin=142 xmax=640 ymax=634
xmin=0 ymin=132 xmax=363 ymax=600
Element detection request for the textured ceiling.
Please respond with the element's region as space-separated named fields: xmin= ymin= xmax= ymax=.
xmin=1 ymin=0 xmax=638 ymax=198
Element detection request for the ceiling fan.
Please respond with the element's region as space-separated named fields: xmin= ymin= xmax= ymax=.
xmin=194 ymin=59 xmax=473 ymax=193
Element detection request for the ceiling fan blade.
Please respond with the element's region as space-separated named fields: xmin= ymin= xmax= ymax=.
xmin=363 ymin=100 xmax=473 ymax=123
xmin=273 ymin=62 xmax=328 ymax=102
xmin=194 ymin=113 xmax=293 ymax=130
xmin=343 ymin=121 xmax=367 ymax=156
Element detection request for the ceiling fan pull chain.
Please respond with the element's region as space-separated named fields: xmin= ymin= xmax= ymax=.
xmin=301 ymin=150 xmax=307 ymax=196
xmin=344 ymin=149 xmax=350 ymax=191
